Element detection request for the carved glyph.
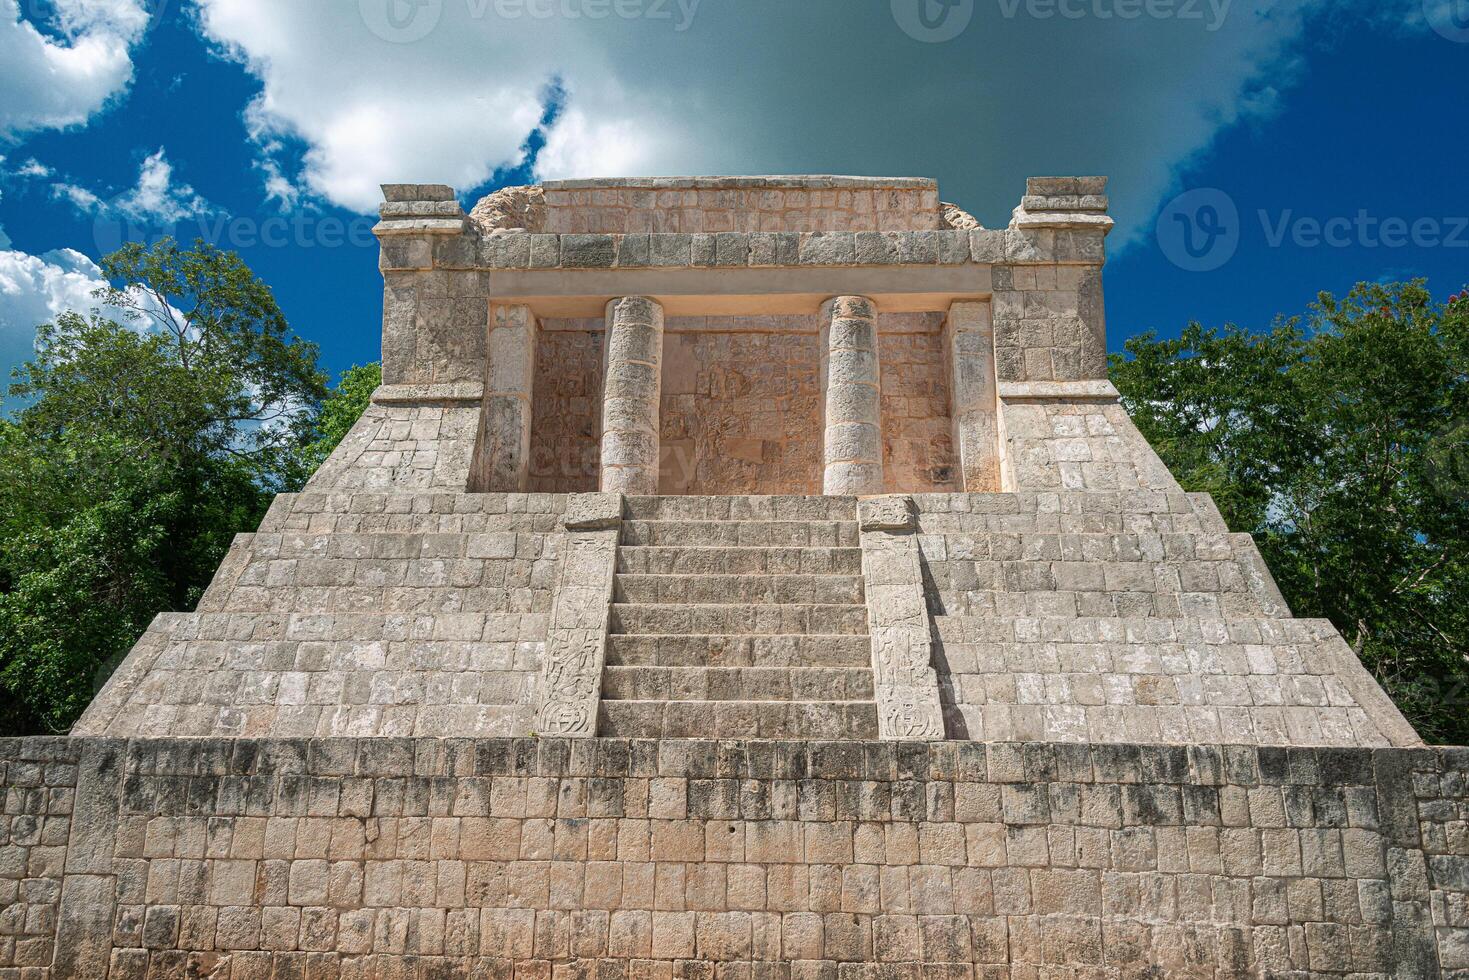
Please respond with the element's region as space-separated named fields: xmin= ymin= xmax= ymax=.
xmin=534 ymin=523 xmax=619 ymax=736
xmin=859 ymin=497 xmax=946 ymax=740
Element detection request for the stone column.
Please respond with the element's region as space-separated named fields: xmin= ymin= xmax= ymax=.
xmin=822 ymin=296 xmax=884 ymax=496
xmin=945 ymin=301 xmax=1001 ymax=491
xmin=599 ymin=296 xmax=664 ymax=495
xmin=470 ymin=303 xmax=536 ymax=491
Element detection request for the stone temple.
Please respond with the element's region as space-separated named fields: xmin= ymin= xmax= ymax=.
xmin=4 ymin=177 xmax=1466 ymax=978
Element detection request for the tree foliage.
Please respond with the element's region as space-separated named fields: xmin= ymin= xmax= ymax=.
xmin=0 ymin=239 xmax=376 ymax=735
xmin=1111 ymin=280 xmax=1469 ymax=743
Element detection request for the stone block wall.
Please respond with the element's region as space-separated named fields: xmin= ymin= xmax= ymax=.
xmin=530 ymin=324 xmax=604 ymax=494
xmin=73 ymin=489 xmax=575 ymax=740
xmin=4 ymin=736 xmax=1466 ymax=978
xmin=0 ymin=739 xmax=77 ymax=976
xmin=527 ymin=315 xmax=958 ymax=497
xmin=878 ymin=319 xmax=957 ymax=494
xmin=660 ymin=320 xmax=823 ymax=497
xmin=540 ymin=178 xmax=944 ymax=234
xmin=907 ymin=493 xmax=1421 ymax=749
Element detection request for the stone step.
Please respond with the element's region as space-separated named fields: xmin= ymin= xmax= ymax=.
xmin=605 ymin=634 xmax=873 ymax=668
xmin=932 ymin=614 xmax=1339 ymax=645
xmin=597 ymin=699 xmax=879 ymax=739
xmin=602 ymin=666 xmax=874 ymax=702
xmin=611 ymin=573 xmax=865 ymax=605
xmin=621 ymin=520 xmax=860 ymax=548
xmin=915 ymin=532 xmax=1250 ymax=563
xmin=623 ymin=495 xmax=857 ymax=522
xmin=609 ymin=603 xmax=869 ymax=636
xmin=615 ymin=546 xmax=863 ymax=576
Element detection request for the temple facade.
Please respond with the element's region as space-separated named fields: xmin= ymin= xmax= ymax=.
xmin=5 ymin=176 xmax=1464 ymax=979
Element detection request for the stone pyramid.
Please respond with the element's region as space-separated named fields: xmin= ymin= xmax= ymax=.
xmin=7 ymin=177 xmax=1461 ymax=980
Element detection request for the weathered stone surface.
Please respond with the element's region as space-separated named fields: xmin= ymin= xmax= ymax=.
xmin=563 ymin=491 xmax=624 ymax=531
xmin=822 ymin=296 xmax=884 ymax=496
xmin=44 ymin=174 xmax=1442 ymax=980
xmin=468 ymin=183 xmax=547 ymax=233
xmin=600 ymin=297 xmax=665 ymax=494
xmin=6 ymin=735 xmax=1464 ymax=977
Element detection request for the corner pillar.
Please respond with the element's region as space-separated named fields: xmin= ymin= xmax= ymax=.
xmin=599 ymin=296 xmax=665 ymax=495
xmin=945 ymin=301 xmax=1001 ymax=491
xmin=470 ymin=303 xmax=537 ymax=491
xmin=822 ymin=295 xmax=884 ymax=496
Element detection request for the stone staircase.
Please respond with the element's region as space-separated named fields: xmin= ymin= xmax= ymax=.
xmin=597 ymin=496 xmax=879 ymax=739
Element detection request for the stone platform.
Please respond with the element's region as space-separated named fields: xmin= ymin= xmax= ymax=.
xmin=5 ymin=736 xmax=1467 ymax=978
xmin=8 ymin=175 xmax=1465 ymax=977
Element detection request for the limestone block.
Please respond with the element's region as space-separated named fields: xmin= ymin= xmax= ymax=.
xmin=534 ymin=529 xmax=618 ymax=736
xmin=861 ymin=524 xmax=945 ymax=740
xmin=859 ymin=495 xmax=916 ymax=533
xmin=563 ymin=493 xmax=624 ymax=532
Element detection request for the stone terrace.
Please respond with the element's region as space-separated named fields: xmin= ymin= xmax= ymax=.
xmin=19 ymin=175 xmax=1463 ymax=978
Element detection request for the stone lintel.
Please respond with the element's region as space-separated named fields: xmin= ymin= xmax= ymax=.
xmin=998 ymin=379 xmax=1120 ymax=402
xmin=372 ymin=217 xmax=469 ymax=237
xmin=543 ymin=175 xmax=939 ymax=192
xmin=490 ymin=265 xmax=992 ymax=318
xmin=382 ymin=183 xmax=457 ymax=202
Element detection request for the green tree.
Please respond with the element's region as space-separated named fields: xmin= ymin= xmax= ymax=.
xmin=295 ymin=362 xmax=382 ymax=474
xmin=0 ymin=238 xmax=345 ymax=735
xmin=1112 ymin=280 xmax=1469 ymax=743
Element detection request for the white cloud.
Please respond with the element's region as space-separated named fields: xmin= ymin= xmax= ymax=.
xmin=189 ymin=0 xmax=1429 ymax=243
xmin=12 ymin=158 xmax=53 ymax=179
xmin=0 ymin=245 xmax=189 ymax=379
xmin=114 ymin=148 xmax=211 ymax=222
xmin=50 ymin=147 xmax=214 ymax=223
xmin=0 ymin=0 xmax=149 ymax=138
xmin=0 ymin=247 xmax=110 ymax=371
xmin=52 ymin=182 xmax=102 ymax=211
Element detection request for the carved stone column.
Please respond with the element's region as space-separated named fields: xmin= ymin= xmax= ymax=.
xmin=822 ymin=295 xmax=884 ymax=496
xmin=470 ymin=303 xmax=536 ymax=491
xmin=857 ymin=496 xmax=946 ymax=740
xmin=945 ymin=301 xmax=1001 ymax=491
xmin=600 ymin=296 xmax=664 ymax=495
xmin=534 ymin=493 xmax=622 ymax=737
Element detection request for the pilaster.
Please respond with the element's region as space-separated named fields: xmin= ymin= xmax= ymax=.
xmin=470 ymin=303 xmax=537 ymax=491
xmin=944 ymin=300 xmax=1001 ymax=491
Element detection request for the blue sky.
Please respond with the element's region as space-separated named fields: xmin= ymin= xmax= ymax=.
xmin=1 ymin=0 xmax=1466 ymax=387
